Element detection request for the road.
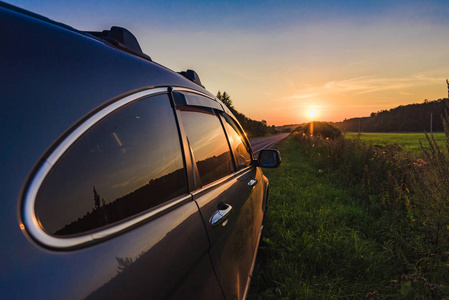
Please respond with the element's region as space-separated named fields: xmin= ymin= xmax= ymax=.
xmin=249 ymin=133 xmax=290 ymax=155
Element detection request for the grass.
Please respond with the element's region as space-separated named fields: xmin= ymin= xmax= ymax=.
xmin=248 ymin=135 xmax=449 ymax=299
xmin=249 ymin=137 xmax=400 ymax=299
xmin=345 ymin=132 xmax=446 ymax=154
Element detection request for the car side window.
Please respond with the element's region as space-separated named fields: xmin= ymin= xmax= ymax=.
xmin=35 ymin=94 xmax=187 ymax=236
xmin=179 ymin=106 xmax=234 ymax=186
xmin=222 ymin=113 xmax=252 ymax=170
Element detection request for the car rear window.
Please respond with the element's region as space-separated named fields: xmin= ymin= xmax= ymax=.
xmin=35 ymin=94 xmax=187 ymax=236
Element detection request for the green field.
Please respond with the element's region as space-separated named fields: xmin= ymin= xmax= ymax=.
xmin=249 ymin=137 xmax=403 ymax=298
xmin=248 ymin=135 xmax=449 ymax=298
xmin=345 ymin=132 xmax=446 ymax=154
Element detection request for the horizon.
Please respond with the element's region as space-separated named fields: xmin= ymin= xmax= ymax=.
xmin=7 ymin=0 xmax=449 ymax=126
xmin=294 ymin=96 xmax=449 ymax=125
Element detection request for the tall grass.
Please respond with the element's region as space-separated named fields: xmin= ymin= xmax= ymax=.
xmin=291 ymin=124 xmax=449 ymax=296
xmin=249 ymin=118 xmax=449 ymax=298
xmin=249 ymin=138 xmax=401 ymax=298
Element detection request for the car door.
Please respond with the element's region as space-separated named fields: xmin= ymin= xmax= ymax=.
xmin=220 ymin=112 xmax=267 ymax=255
xmin=173 ymin=90 xmax=266 ymax=300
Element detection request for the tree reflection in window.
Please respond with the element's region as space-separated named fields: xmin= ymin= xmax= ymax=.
xmin=35 ymin=94 xmax=187 ymax=236
xmin=222 ymin=113 xmax=252 ymax=170
xmin=179 ymin=107 xmax=234 ymax=187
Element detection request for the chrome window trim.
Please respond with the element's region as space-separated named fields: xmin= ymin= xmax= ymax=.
xmin=22 ymin=87 xmax=194 ymax=249
xmin=48 ymin=88 xmax=166 ymax=164
xmin=191 ymin=165 xmax=253 ymax=199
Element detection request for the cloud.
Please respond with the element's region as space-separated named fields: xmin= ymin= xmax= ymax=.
xmin=286 ymin=74 xmax=444 ymax=100
xmin=286 ymin=93 xmax=318 ymax=100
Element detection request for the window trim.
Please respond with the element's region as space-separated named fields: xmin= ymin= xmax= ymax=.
xmin=191 ymin=165 xmax=253 ymax=200
xmin=22 ymin=87 xmax=193 ymax=249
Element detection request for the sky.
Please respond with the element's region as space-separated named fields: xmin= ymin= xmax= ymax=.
xmin=7 ymin=0 xmax=449 ymax=125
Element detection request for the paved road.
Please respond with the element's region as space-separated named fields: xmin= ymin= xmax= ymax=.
xmin=249 ymin=133 xmax=290 ymax=155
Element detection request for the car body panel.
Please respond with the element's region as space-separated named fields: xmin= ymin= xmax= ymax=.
xmin=2 ymin=199 xmax=223 ymax=299
xmin=193 ymin=166 xmax=265 ymax=300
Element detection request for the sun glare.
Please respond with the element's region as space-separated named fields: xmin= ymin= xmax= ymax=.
xmin=307 ymin=109 xmax=317 ymax=119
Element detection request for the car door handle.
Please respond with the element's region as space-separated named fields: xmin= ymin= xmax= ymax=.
xmin=210 ymin=203 xmax=232 ymax=227
xmin=248 ymin=178 xmax=258 ymax=187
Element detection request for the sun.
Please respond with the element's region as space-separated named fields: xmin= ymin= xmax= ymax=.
xmin=307 ymin=109 xmax=317 ymax=119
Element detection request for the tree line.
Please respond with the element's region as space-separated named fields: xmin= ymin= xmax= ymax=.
xmin=216 ymin=91 xmax=277 ymax=137
xmin=333 ymin=98 xmax=449 ymax=132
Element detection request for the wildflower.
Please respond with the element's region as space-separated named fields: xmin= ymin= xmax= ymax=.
xmin=413 ymin=159 xmax=427 ymax=168
xmin=365 ymin=290 xmax=379 ymax=298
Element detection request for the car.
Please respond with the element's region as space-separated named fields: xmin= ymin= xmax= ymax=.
xmin=0 ymin=2 xmax=281 ymax=299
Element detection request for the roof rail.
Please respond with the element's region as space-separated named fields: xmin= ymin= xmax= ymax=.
xmin=178 ymin=69 xmax=204 ymax=88
xmin=87 ymin=26 xmax=151 ymax=61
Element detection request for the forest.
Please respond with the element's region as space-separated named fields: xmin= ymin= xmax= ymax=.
xmin=333 ymin=98 xmax=448 ymax=132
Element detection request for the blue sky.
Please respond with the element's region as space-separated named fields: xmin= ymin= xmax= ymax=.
xmin=7 ymin=0 xmax=449 ymax=125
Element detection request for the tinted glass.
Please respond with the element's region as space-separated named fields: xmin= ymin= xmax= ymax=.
xmin=179 ymin=107 xmax=234 ymax=186
xmin=36 ymin=94 xmax=187 ymax=236
xmin=222 ymin=114 xmax=252 ymax=170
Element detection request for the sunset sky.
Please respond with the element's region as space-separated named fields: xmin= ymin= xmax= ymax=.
xmin=8 ymin=0 xmax=449 ymax=125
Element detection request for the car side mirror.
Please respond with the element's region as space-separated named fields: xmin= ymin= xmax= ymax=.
xmin=257 ymin=149 xmax=281 ymax=168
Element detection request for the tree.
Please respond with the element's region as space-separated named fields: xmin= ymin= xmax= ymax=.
xmin=215 ymin=91 xmax=277 ymax=137
xmin=217 ymin=91 xmax=234 ymax=110
xmin=93 ymin=186 xmax=101 ymax=210
xmin=446 ymin=79 xmax=449 ymax=99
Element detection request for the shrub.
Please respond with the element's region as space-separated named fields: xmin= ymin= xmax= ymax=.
xmin=298 ymin=122 xmax=342 ymax=139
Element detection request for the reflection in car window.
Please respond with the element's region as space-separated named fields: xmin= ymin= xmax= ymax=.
xmin=179 ymin=107 xmax=234 ymax=186
xmin=35 ymin=94 xmax=187 ymax=236
xmin=222 ymin=113 xmax=252 ymax=170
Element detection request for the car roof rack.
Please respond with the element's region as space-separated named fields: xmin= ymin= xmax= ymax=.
xmin=87 ymin=26 xmax=152 ymax=61
xmin=178 ymin=69 xmax=204 ymax=88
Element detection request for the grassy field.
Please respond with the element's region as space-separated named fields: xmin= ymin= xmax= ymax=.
xmin=249 ymin=137 xmax=400 ymax=298
xmin=345 ymin=132 xmax=446 ymax=154
xmin=248 ymin=135 xmax=449 ymax=299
